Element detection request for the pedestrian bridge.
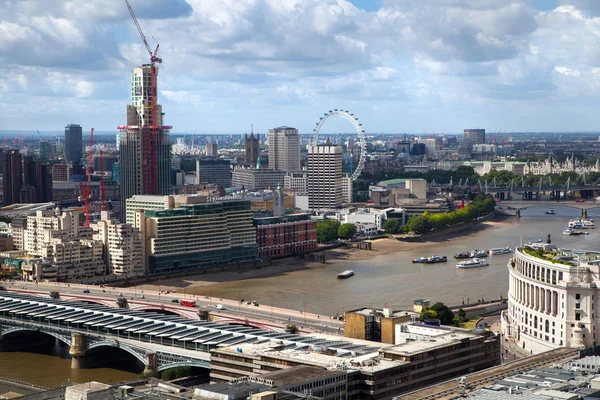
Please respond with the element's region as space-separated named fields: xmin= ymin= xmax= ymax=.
xmin=0 ymin=292 xmax=380 ymax=373
xmin=500 ymin=200 xmax=600 ymax=210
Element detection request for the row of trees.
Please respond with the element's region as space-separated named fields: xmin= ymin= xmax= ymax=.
xmin=419 ymin=302 xmax=468 ymax=326
xmin=316 ymin=220 xmax=358 ymax=243
xmin=403 ymin=193 xmax=496 ymax=234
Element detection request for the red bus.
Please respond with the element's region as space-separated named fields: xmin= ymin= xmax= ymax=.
xmin=179 ymin=300 xmax=196 ymax=307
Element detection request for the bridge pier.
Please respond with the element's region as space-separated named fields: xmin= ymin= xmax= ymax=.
xmin=582 ymin=209 xmax=588 ymax=219
xmin=515 ymin=209 xmax=521 ymax=219
xmin=69 ymin=333 xmax=86 ymax=369
xmin=143 ymin=353 xmax=157 ymax=376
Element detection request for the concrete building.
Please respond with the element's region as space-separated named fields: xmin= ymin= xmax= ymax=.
xmin=91 ymin=211 xmax=144 ymax=275
xmin=125 ymin=194 xmax=208 ymax=225
xmin=39 ymin=139 xmax=51 ymax=160
xmin=284 ymin=171 xmax=308 ymax=195
xmin=502 ymin=246 xmax=600 ymax=354
xmin=344 ymin=307 xmax=418 ymax=344
xmin=52 ymin=163 xmax=71 ymax=182
xmin=64 ymin=124 xmax=82 ymax=163
xmin=133 ymin=199 xmax=257 ymax=274
xmin=22 ymin=158 xmax=52 ymax=203
xmin=342 ymin=174 xmax=353 ymax=204
xmin=245 ymin=131 xmax=260 ymax=166
xmin=118 ymin=65 xmax=171 ymax=221
xmin=369 ymin=178 xmax=427 ymax=209
xmin=337 ymin=207 xmax=404 ymax=231
xmin=268 ymin=126 xmax=300 ymax=171
xmin=464 ymin=128 xmax=486 ymax=145
xmin=19 ymin=210 xmax=105 ymax=281
xmin=2 ymin=150 xmax=22 ymax=206
xmin=244 ymin=189 xmax=293 ymax=214
xmin=232 ymin=167 xmax=286 ymax=191
xmin=205 ymin=142 xmax=218 ymax=157
xmin=196 ymin=159 xmax=231 ymax=188
xmin=307 ymin=143 xmax=343 ymax=210
xmin=210 ymin=328 xmax=500 ymax=399
xmin=253 ymin=213 xmax=317 ymax=259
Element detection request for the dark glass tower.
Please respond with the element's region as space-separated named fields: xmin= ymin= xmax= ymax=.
xmin=65 ymin=124 xmax=83 ymax=163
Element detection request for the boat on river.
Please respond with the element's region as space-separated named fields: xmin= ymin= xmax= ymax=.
xmin=454 ymin=252 xmax=471 ymax=259
xmin=470 ymin=250 xmax=488 ymax=258
xmin=412 ymin=257 xmax=428 ymax=263
xmin=456 ymin=258 xmax=489 ymax=269
xmin=337 ymin=270 xmax=355 ymax=279
xmin=424 ymin=256 xmax=447 ymax=264
xmin=488 ymin=247 xmax=511 ymax=255
xmin=563 ymin=228 xmax=588 ymax=236
xmin=545 ymin=209 xmax=556 ymax=215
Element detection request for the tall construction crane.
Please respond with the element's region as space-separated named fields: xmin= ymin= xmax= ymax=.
xmin=124 ymin=0 xmax=163 ymax=193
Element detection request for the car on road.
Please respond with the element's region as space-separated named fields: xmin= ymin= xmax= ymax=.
xmin=83 ymin=289 xmax=90 ymax=293
xmin=137 ymin=294 xmax=145 ymax=299
xmin=171 ymin=299 xmax=179 ymax=303
xmin=215 ymin=304 xmax=224 ymax=310
xmin=252 ymin=301 xmax=259 ymax=307
xmin=576 ymin=199 xmax=585 ymax=203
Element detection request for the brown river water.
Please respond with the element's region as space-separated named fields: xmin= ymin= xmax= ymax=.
xmin=2 ymin=207 xmax=599 ymax=387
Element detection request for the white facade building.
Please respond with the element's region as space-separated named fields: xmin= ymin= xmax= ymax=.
xmin=268 ymin=126 xmax=300 ymax=171
xmin=502 ymin=246 xmax=600 ymax=354
xmin=284 ymin=171 xmax=308 ymax=195
xmin=307 ymin=143 xmax=343 ymax=210
xmin=91 ymin=211 xmax=144 ymax=276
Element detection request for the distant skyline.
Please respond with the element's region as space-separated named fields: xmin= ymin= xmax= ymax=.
xmin=2 ymin=0 xmax=600 ymax=134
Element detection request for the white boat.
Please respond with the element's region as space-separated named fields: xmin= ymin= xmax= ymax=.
xmin=582 ymin=219 xmax=596 ymax=229
xmin=569 ymin=219 xmax=584 ymax=229
xmin=488 ymin=247 xmax=511 ymax=255
xmin=563 ymin=228 xmax=574 ymax=236
xmin=544 ymin=209 xmax=556 ymax=215
xmin=337 ymin=270 xmax=355 ymax=279
xmin=457 ymin=258 xmax=489 ymax=269
xmin=469 ymin=250 xmax=488 ymax=258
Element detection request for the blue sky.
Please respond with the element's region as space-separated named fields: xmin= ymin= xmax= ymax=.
xmin=2 ymin=0 xmax=600 ymax=134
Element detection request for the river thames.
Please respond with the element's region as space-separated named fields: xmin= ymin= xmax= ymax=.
xmin=1 ymin=207 xmax=599 ymax=387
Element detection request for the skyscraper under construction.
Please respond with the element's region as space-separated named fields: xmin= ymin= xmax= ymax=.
xmin=118 ymin=65 xmax=171 ymax=220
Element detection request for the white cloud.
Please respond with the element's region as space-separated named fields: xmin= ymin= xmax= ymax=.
xmin=2 ymin=0 xmax=600 ymax=132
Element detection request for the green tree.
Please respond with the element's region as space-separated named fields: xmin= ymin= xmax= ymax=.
xmin=316 ymin=220 xmax=341 ymax=243
xmin=383 ymin=218 xmax=401 ymax=234
xmin=285 ymin=324 xmax=299 ymax=334
xmin=457 ymin=308 xmax=467 ymax=322
xmin=161 ymin=366 xmax=192 ymax=381
xmin=429 ymin=302 xmax=455 ymax=325
xmin=338 ymin=223 xmax=357 ymax=239
xmin=406 ymin=215 xmax=432 ymax=234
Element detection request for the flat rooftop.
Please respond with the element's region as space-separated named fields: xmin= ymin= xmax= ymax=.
xmin=262 ymin=365 xmax=343 ymax=387
xmin=383 ymin=328 xmax=482 ymax=356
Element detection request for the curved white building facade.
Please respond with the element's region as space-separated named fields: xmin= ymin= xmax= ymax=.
xmin=502 ymin=247 xmax=600 ymax=354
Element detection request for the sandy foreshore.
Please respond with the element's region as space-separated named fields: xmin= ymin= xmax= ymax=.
xmin=135 ymin=216 xmax=514 ymax=293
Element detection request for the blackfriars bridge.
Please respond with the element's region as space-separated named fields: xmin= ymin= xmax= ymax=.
xmin=0 ymin=292 xmax=380 ymax=374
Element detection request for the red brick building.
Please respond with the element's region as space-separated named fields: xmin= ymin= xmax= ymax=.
xmin=254 ymin=214 xmax=317 ymax=258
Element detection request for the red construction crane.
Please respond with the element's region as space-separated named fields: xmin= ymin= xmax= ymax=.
xmin=100 ymin=149 xmax=106 ymax=211
xmin=124 ymin=0 xmax=162 ymax=193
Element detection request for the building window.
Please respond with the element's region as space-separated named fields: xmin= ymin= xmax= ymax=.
xmin=576 ymin=313 xmax=581 ymax=321
xmin=576 ymin=303 xmax=581 ymax=309
xmin=576 ymin=293 xmax=581 ymax=300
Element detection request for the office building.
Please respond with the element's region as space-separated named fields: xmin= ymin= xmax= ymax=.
xmin=195 ymin=159 xmax=231 ymax=188
xmin=342 ymin=173 xmax=353 ymax=204
xmin=2 ymin=150 xmax=22 ymax=206
xmin=245 ymin=131 xmax=260 ymax=166
xmin=502 ymin=246 xmax=600 ymax=354
xmin=64 ymin=124 xmax=83 ymax=163
xmin=132 ymin=199 xmax=257 ymax=274
xmin=344 ymin=308 xmax=418 ymax=343
xmin=205 ymin=142 xmax=218 ymax=157
xmin=464 ymin=128 xmax=486 ymax=145
xmin=307 ymin=143 xmax=343 ymax=210
xmin=254 ymin=213 xmax=317 ymax=259
xmin=118 ymin=65 xmax=171 ymax=220
xmin=52 ymin=164 xmax=71 ymax=182
xmin=231 ymin=167 xmax=286 ymax=191
xmin=244 ymin=189 xmax=293 ymax=214
xmin=39 ymin=139 xmax=51 ymax=160
xmin=210 ymin=327 xmax=500 ymax=398
xmin=410 ymin=143 xmax=426 ymax=156
xmin=284 ymin=171 xmax=308 ymax=195
xmin=268 ymin=126 xmax=300 ymax=171
xmin=21 ymin=159 xmax=52 ymax=203
xmin=91 ymin=211 xmax=143 ymax=275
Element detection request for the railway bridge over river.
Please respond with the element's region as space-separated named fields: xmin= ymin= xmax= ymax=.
xmin=0 ymin=292 xmax=380 ymax=374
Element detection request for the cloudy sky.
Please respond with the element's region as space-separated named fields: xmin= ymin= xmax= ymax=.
xmin=2 ymin=0 xmax=600 ymax=134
